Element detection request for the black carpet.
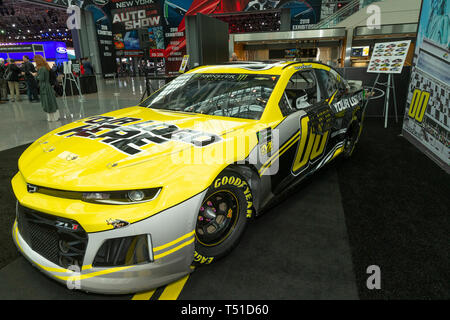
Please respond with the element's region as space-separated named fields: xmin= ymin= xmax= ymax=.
xmin=0 ymin=144 xmax=30 ymax=270
xmin=337 ymin=119 xmax=450 ymax=299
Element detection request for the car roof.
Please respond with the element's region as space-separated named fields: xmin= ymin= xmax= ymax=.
xmin=189 ymin=61 xmax=329 ymax=76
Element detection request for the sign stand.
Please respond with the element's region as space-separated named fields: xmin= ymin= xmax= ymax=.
xmin=62 ymin=62 xmax=83 ymax=100
xmin=62 ymin=61 xmax=84 ymax=119
xmin=365 ymin=73 xmax=399 ymax=128
xmin=367 ymin=40 xmax=411 ymax=128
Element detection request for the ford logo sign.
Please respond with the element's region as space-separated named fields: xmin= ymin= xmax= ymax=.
xmin=56 ymin=47 xmax=67 ymax=54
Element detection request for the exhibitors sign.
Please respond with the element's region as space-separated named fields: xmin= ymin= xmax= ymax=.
xmin=367 ymin=40 xmax=411 ymax=74
xmin=402 ymin=0 xmax=449 ymax=173
xmin=85 ymin=3 xmax=117 ymax=77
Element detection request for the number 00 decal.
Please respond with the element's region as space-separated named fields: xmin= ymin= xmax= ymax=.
xmin=292 ymin=117 xmax=329 ymax=175
xmin=408 ymin=89 xmax=430 ymax=123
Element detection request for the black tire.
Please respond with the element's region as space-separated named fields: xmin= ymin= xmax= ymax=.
xmin=193 ymin=170 xmax=253 ymax=266
xmin=343 ymin=121 xmax=362 ymax=158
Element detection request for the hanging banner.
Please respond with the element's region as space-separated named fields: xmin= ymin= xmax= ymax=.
xmin=85 ymin=3 xmax=117 ymax=77
xmin=402 ymin=0 xmax=449 ymax=173
xmin=179 ymin=54 xmax=189 ymax=73
xmin=110 ymin=0 xmax=162 ymax=54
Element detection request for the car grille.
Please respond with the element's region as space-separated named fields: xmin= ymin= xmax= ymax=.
xmin=16 ymin=204 xmax=88 ymax=269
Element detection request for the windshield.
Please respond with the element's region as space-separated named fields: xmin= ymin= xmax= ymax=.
xmin=140 ymin=73 xmax=279 ymax=120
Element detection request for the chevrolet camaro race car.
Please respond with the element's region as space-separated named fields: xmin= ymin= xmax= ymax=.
xmin=11 ymin=61 xmax=366 ymax=294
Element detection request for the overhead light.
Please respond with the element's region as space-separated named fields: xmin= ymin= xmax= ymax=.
xmin=12 ymin=24 xmax=15 ymax=27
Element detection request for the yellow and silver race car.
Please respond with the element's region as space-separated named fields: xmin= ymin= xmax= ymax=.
xmin=11 ymin=61 xmax=365 ymax=294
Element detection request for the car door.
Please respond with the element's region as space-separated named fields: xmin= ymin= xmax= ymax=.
xmin=269 ymin=68 xmax=330 ymax=194
xmin=314 ymin=68 xmax=349 ymax=145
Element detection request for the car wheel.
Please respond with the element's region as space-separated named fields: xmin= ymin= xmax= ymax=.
xmin=193 ymin=171 xmax=253 ymax=266
xmin=343 ymin=121 xmax=361 ymax=158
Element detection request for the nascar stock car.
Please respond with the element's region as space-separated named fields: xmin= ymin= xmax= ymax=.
xmin=11 ymin=61 xmax=366 ymax=294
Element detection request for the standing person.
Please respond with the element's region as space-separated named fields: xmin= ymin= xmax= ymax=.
xmin=82 ymin=57 xmax=94 ymax=75
xmin=33 ymin=55 xmax=60 ymax=122
xmin=21 ymin=55 xmax=40 ymax=103
xmin=6 ymin=58 xmax=22 ymax=102
xmin=0 ymin=58 xmax=8 ymax=102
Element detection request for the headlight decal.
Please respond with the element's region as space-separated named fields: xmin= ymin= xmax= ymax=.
xmin=25 ymin=185 xmax=162 ymax=205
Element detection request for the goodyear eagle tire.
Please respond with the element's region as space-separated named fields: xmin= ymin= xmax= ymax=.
xmin=193 ymin=171 xmax=253 ymax=266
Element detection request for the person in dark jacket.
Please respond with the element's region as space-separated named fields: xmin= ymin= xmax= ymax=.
xmin=33 ymin=55 xmax=59 ymax=122
xmin=21 ymin=55 xmax=40 ymax=103
xmin=82 ymin=57 xmax=94 ymax=75
xmin=6 ymin=58 xmax=22 ymax=102
xmin=0 ymin=58 xmax=8 ymax=102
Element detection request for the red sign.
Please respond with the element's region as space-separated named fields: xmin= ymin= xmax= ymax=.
xmin=149 ymin=49 xmax=165 ymax=58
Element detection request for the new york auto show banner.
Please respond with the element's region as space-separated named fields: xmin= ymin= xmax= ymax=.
xmin=402 ymin=0 xmax=449 ymax=173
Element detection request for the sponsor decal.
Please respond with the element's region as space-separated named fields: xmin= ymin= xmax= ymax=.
xmin=56 ymin=116 xmax=222 ymax=155
xmin=106 ymin=219 xmax=130 ymax=229
xmin=55 ymin=221 xmax=79 ymax=231
xmin=193 ymin=251 xmax=214 ymax=265
xmin=27 ymin=184 xmax=38 ymax=193
xmin=294 ymin=64 xmax=312 ymax=70
xmin=292 ymin=116 xmax=330 ymax=175
xmin=331 ymin=92 xmax=364 ymax=113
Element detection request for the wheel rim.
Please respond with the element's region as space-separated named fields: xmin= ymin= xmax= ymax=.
xmin=196 ymin=190 xmax=239 ymax=247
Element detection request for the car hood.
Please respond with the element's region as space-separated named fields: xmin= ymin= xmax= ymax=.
xmin=18 ymin=106 xmax=260 ymax=191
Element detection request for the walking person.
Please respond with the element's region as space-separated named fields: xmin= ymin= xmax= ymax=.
xmin=0 ymin=58 xmax=8 ymax=102
xmin=33 ymin=55 xmax=60 ymax=122
xmin=21 ymin=55 xmax=40 ymax=103
xmin=6 ymin=58 xmax=22 ymax=102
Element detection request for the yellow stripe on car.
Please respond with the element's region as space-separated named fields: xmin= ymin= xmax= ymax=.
xmin=153 ymin=230 xmax=195 ymax=252
xmin=53 ymin=266 xmax=134 ymax=281
xmin=154 ymin=237 xmax=195 ymax=260
xmin=328 ymin=90 xmax=338 ymax=105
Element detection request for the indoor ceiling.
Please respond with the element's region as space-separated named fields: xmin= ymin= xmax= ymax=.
xmin=0 ymin=0 xmax=71 ymax=43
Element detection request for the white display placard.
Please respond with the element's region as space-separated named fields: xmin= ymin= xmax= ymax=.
xmin=63 ymin=61 xmax=72 ymax=74
xmin=367 ymin=40 xmax=411 ymax=74
xmin=179 ymin=55 xmax=189 ymax=73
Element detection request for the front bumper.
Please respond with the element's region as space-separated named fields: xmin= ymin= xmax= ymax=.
xmin=12 ymin=190 xmax=206 ymax=295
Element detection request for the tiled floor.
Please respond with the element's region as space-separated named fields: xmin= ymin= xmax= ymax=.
xmin=0 ymin=76 xmax=163 ymax=152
